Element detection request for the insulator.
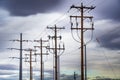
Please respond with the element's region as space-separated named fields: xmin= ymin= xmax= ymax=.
xmin=59 ymin=44 xmax=60 ymax=48
xmin=22 ymin=40 xmax=27 ymax=42
xmin=59 ymin=36 xmax=62 ymax=40
xmin=92 ymin=22 xmax=94 ymax=29
xmin=70 ymin=16 xmax=72 ymax=22
xmin=46 ymin=50 xmax=48 ymax=54
xmin=48 ymin=35 xmax=50 ymax=39
xmin=13 ymin=40 xmax=18 ymax=41
xmin=47 ymin=26 xmax=49 ymax=29
xmin=71 ymin=22 xmax=73 ymax=26
xmin=71 ymin=22 xmax=73 ymax=28
xmin=90 ymin=17 xmax=92 ymax=22
xmin=63 ymin=44 xmax=65 ymax=48
xmin=76 ymin=22 xmax=78 ymax=27
xmin=52 ymin=36 xmax=55 ymax=39
xmin=34 ymin=46 xmax=36 ymax=49
xmin=47 ymin=46 xmax=50 ymax=51
xmin=75 ymin=16 xmax=77 ymax=21
xmin=70 ymin=5 xmax=75 ymax=9
xmin=34 ymin=40 xmax=36 ymax=42
xmin=34 ymin=53 xmax=36 ymax=56
xmin=25 ymin=54 xmax=28 ymax=56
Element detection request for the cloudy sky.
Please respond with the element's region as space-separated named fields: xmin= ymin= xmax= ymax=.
xmin=0 ymin=0 xmax=120 ymax=80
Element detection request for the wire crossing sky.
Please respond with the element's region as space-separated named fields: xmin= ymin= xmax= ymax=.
xmin=0 ymin=0 xmax=120 ymax=80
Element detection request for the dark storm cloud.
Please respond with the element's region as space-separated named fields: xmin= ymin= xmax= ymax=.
xmin=0 ymin=0 xmax=63 ymax=16
xmin=98 ymin=26 xmax=120 ymax=50
xmin=97 ymin=0 xmax=120 ymax=21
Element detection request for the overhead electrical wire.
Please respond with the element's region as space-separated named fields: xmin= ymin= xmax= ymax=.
xmin=5 ymin=0 xmax=106 ymax=45
xmin=29 ymin=0 xmax=84 ymax=41
xmin=28 ymin=0 xmax=97 ymax=44
xmin=102 ymin=50 xmax=117 ymax=78
xmin=93 ymin=31 xmax=118 ymax=78
xmin=5 ymin=0 xmax=97 ymax=58
xmin=5 ymin=0 xmax=113 ymax=78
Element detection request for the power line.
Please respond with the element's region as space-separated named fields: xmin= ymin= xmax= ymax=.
xmin=8 ymin=33 xmax=22 ymax=80
xmin=24 ymin=48 xmax=37 ymax=80
xmin=28 ymin=0 xmax=85 ymax=42
xmin=47 ymin=25 xmax=65 ymax=80
xmin=70 ymin=3 xmax=95 ymax=80
xmin=8 ymin=33 xmax=35 ymax=80
xmin=94 ymin=36 xmax=118 ymax=78
xmin=34 ymin=39 xmax=49 ymax=80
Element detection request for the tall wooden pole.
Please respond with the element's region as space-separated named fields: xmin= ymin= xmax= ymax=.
xmin=70 ymin=3 xmax=95 ymax=80
xmin=19 ymin=33 xmax=22 ymax=80
xmin=54 ymin=25 xmax=58 ymax=80
xmin=30 ymin=50 xmax=33 ymax=80
xmin=47 ymin=25 xmax=65 ymax=80
xmin=40 ymin=39 xmax=43 ymax=80
xmin=81 ymin=3 xmax=84 ymax=80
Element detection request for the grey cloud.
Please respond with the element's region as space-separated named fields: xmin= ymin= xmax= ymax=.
xmin=0 ymin=0 xmax=63 ymax=16
xmin=0 ymin=64 xmax=18 ymax=70
xmin=0 ymin=78 xmax=15 ymax=80
xmin=0 ymin=33 xmax=18 ymax=52
xmin=98 ymin=26 xmax=120 ymax=50
xmin=96 ymin=0 xmax=120 ymax=21
xmin=0 ymin=71 xmax=16 ymax=75
xmin=87 ymin=51 xmax=120 ymax=73
xmin=110 ymin=54 xmax=120 ymax=65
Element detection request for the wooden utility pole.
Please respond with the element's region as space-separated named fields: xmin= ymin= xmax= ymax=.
xmin=70 ymin=3 xmax=95 ymax=80
xmin=9 ymin=33 xmax=23 ymax=80
xmin=84 ymin=45 xmax=87 ymax=80
xmin=24 ymin=48 xmax=36 ymax=80
xmin=47 ymin=25 xmax=65 ymax=80
xmin=40 ymin=39 xmax=43 ymax=80
xmin=30 ymin=49 xmax=33 ymax=80
xmin=34 ymin=39 xmax=49 ymax=80
xmin=20 ymin=33 xmax=22 ymax=80
xmin=8 ymin=33 xmax=32 ymax=80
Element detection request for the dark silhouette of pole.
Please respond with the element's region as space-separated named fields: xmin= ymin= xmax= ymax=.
xmin=8 ymin=33 xmax=33 ymax=80
xmin=43 ymin=62 xmax=44 ymax=80
xmin=55 ymin=25 xmax=58 ymax=80
xmin=57 ymin=56 xmax=60 ymax=80
xmin=20 ymin=33 xmax=22 ymax=80
xmin=24 ymin=49 xmax=36 ymax=80
xmin=84 ymin=45 xmax=87 ymax=80
xmin=40 ymin=39 xmax=43 ymax=80
xmin=70 ymin=3 xmax=95 ymax=80
xmin=47 ymin=25 xmax=65 ymax=80
xmin=30 ymin=50 xmax=33 ymax=80
xmin=80 ymin=3 xmax=84 ymax=80
xmin=34 ymin=39 xmax=48 ymax=80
